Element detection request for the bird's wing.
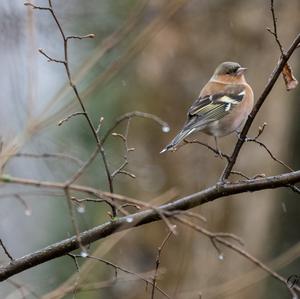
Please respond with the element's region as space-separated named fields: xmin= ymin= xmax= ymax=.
xmin=185 ymin=85 xmax=246 ymax=130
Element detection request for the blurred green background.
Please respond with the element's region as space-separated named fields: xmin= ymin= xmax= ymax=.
xmin=0 ymin=0 xmax=299 ymax=298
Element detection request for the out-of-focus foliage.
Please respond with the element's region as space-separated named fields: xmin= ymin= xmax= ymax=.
xmin=0 ymin=0 xmax=299 ymax=298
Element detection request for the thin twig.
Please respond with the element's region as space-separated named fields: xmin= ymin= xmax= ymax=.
xmin=25 ymin=0 xmax=116 ymax=217
xmin=71 ymin=196 xmax=129 ymax=217
xmin=230 ymin=170 xmax=251 ymax=180
xmin=253 ymin=122 xmax=268 ymax=140
xmin=51 ymin=270 xmax=163 ymax=296
xmin=64 ymin=188 xmax=86 ymax=255
xmin=230 ymin=170 xmax=266 ymax=182
xmin=13 ymin=152 xmax=83 ymax=166
xmin=174 ymin=216 xmax=300 ymax=295
xmin=66 ymin=34 xmax=95 ymax=40
xmin=96 ymin=116 xmax=104 ymax=134
xmin=72 ymin=254 xmax=171 ymax=299
xmin=65 ymin=147 xmax=100 ymax=185
xmin=7 ymin=279 xmax=40 ymax=299
xmin=117 ymin=203 xmax=141 ymax=212
xmin=0 ymin=239 xmax=13 ymax=261
xmin=111 ymin=119 xmax=136 ymax=180
xmin=24 ymin=2 xmax=50 ymax=11
xmin=151 ymin=231 xmax=172 ymax=299
xmin=13 ymin=194 xmax=32 ymax=216
xmin=38 ymin=48 xmax=66 ymax=64
xmin=102 ymin=111 xmax=169 ymax=144
xmin=266 ymin=0 xmax=285 ymax=56
xmin=182 ymin=139 xmax=230 ymax=162
xmin=58 ymin=112 xmax=85 ymax=126
xmin=246 ymin=139 xmax=294 ymax=172
xmin=165 ymin=210 xmax=207 ymax=223
xmin=67 ymin=253 xmax=81 ymax=298
xmin=288 ymin=184 xmax=300 ymax=195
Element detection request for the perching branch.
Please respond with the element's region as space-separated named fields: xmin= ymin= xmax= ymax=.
xmin=2 ymin=169 xmax=300 ymax=281
xmin=5 ymin=2 xmax=298 ymax=298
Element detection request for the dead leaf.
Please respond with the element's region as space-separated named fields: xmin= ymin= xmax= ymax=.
xmin=282 ymin=63 xmax=298 ymax=91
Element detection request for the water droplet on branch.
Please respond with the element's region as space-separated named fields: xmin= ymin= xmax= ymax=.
xmin=218 ymin=253 xmax=224 ymax=261
xmin=80 ymin=250 xmax=88 ymax=258
xmin=162 ymin=125 xmax=170 ymax=133
xmin=77 ymin=205 xmax=85 ymax=214
xmin=25 ymin=209 xmax=32 ymax=216
xmin=126 ymin=217 xmax=133 ymax=223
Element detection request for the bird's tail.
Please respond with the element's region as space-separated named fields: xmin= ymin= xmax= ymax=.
xmin=160 ymin=128 xmax=194 ymax=154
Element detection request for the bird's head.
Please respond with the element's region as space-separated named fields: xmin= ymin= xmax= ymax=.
xmin=212 ymin=61 xmax=247 ymax=83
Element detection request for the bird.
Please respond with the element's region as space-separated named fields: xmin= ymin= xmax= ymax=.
xmin=160 ymin=61 xmax=254 ymax=154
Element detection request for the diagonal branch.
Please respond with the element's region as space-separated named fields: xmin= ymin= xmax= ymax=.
xmin=220 ymin=33 xmax=300 ymax=181
xmin=1 ymin=169 xmax=300 ymax=281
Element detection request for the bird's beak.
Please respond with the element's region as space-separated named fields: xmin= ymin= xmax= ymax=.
xmin=237 ymin=67 xmax=247 ymax=75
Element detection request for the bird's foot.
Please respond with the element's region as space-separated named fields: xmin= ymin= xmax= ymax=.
xmin=235 ymin=130 xmax=250 ymax=142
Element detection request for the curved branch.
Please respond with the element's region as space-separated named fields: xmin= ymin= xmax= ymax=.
xmin=1 ymin=169 xmax=300 ymax=281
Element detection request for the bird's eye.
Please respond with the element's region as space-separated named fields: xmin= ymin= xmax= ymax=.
xmin=226 ymin=67 xmax=239 ymax=74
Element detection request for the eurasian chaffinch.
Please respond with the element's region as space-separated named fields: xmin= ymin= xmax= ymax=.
xmin=160 ymin=61 xmax=254 ymax=154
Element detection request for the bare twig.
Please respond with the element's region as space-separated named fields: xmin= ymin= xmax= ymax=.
xmin=0 ymin=239 xmax=13 ymax=261
xmin=174 ymin=216 xmax=300 ymax=296
xmin=25 ymin=0 xmax=116 ymax=216
xmin=230 ymin=170 xmax=251 ymax=180
xmin=24 ymin=2 xmax=50 ymax=11
xmin=288 ymin=184 xmax=300 ymax=195
xmin=38 ymin=48 xmax=66 ymax=64
xmin=247 ymin=138 xmax=294 ymax=172
xmin=64 ymin=147 xmax=100 ymax=185
xmin=71 ymin=254 xmax=171 ymax=299
xmin=117 ymin=203 xmax=141 ymax=212
xmin=64 ymin=188 xmax=86 ymax=255
xmin=182 ymin=139 xmax=230 ymax=161
xmin=253 ymin=122 xmax=268 ymax=139
xmin=49 ymin=270 xmax=164 ymax=296
xmin=102 ymin=111 xmax=169 ymax=143
xmin=96 ymin=116 xmax=104 ymax=134
xmin=266 ymin=0 xmax=284 ymax=55
xmin=71 ymin=196 xmax=129 ymax=217
xmin=58 ymin=112 xmax=85 ymax=126
xmin=66 ymin=34 xmax=95 ymax=40
xmin=67 ymin=253 xmax=81 ymax=298
xmin=111 ymin=119 xmax=136 ymax=180
xmin=151 ymin=231 xmax=172 ymax=299
xmin=244 ymin=123 xmax=294 ymax=172
xmin=230 ymin=170 xmax=266 ymax=181
xmin=67 ymin=254 xmax=80 ymax=272
xmin=7 ymin=278 xmax=39 ymax=299
xmin=12 ymin=194 xmax=32 ymax=216
xmin=164 ymin=210 xmax=207 ymax=223
xmin=13 ymin=152 xmax=83 ymax=166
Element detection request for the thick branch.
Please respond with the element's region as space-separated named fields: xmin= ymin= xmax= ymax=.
xmin=1 ymin=169 xmax=300 ymax=281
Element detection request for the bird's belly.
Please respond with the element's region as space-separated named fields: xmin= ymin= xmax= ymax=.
xmin=203 ymin=111 xmax=248 ymax=137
